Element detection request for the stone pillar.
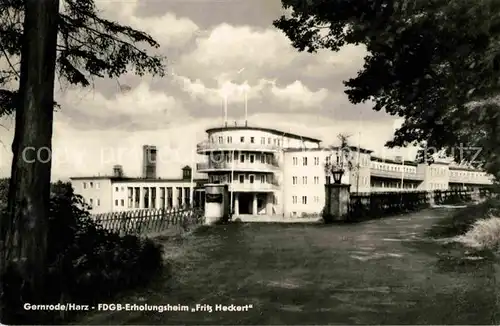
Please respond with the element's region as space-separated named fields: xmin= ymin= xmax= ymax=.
xmin=324 ymin=184 xmax=350 ymax=222
xmin=234 ymin=193 xmax=240 ymax=215
xmin=252 ymin=193 xmax=258 ymax=215
xmin=205 ymin=184 xmax=230 ymax=225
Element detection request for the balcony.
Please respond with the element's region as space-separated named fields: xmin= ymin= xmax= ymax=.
xmin=370 ymin=168 xmax=424 ymax=181
xmin=228 ymin=181 xmax=279 ymax=192
xmin=448 ymin=173 xmax=493 ymax=185
xmin=196 ymin=141 xmax=280 ymax=153
xmin=196 ymin=161 xmax=279 ymax=173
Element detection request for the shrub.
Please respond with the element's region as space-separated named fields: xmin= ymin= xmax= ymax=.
xmin=454 ymin=216 xmax=500 ymax=252
xmin=1 ymin=181 xmax=164 ymax=324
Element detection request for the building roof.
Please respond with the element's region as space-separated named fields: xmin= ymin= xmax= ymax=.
xmin=370 ymin=156 xmax=418 ymax=166
xmin=283 ymin=146 xmax=373 ymax=154
xmin=70 ymin=176 xmax=208 ymax=183
xmin=205 ymin=125 xmax=322 ymax=143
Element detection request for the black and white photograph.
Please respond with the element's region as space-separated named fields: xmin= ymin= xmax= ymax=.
xmin=0 ymin=0 xmax=499 ymax=324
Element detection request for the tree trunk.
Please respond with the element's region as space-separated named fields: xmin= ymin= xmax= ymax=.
xmin=0 ymin=0 xmax=60 ymax=323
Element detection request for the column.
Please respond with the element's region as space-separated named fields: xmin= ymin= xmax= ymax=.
xmin=148 ymin=187 xmax=153 ymax=208
xmin=139 ymin=188 xmax=144 ymax=208
xmin=266 ymin=193 xmax=273 ymax=215
xmin=234 ymin=193 xmax=240 ymax=215
xmin=252 ymin=193 xmax=258 ymax=215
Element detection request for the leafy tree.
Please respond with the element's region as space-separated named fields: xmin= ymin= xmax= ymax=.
xmin=0 ymin=0 xmax=165 ymax=323
xmin=273 ymin=0 xmax=500 ymax=181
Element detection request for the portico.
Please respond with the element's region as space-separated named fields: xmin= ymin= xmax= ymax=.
xmin=232 ymin=192 xmax=273 ymax=216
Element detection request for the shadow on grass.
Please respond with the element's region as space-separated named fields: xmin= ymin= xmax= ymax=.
xmin=426 ymin=198 xmax=500 ymax=239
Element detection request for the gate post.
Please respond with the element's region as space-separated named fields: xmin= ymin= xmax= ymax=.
xmin=324 ymin=184 xmax=351 ymax=222
xmin=204 ymin=183 xmax=230 ymax=225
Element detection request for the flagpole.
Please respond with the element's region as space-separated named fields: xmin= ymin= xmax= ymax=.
xmin=230 ymin=150 xmax=235 ymax=216
xmin=244 ymin=89 xmax=248 ymax=126
xmin=190 ymin=150 xmax=195 ymax=207
xmin=356 ymin=109 xmax=362 ymax=193
xmin=224 ymin=94 xmax=228 ymax=126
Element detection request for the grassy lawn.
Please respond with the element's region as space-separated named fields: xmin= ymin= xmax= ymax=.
xmin=78 ymin=210 xmax=499 ymax=325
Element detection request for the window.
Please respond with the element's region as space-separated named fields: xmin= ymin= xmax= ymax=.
xmin=227 ymin=136 xmax=232 ymax=143
xmin=250 ymin=137 xmax=255 ymax=143
xmin=268 ymin=138 xmax=271 ymax=144
xmin=96 ymin=183 xmax=100 ymax=189
xmin=249 ymin=175 xmax=255 ymax=184
xmin=260 ymin=175 xmax=265 ymax=183
xmin=115 ymin=199 xmax=119 ymax=206
xmin=292 ymin=176 xmax=298 ymax=184
xmin=302 ymin=196 xmax=307 ymax=204
xmin=293 ymin=157 xmax=298 ymax=165
xmin=261 ymin=137 xmax=265 ymax=144
xmin=83 ymin=182 xmax=87 ymax=189
xmin=89 ymin=198 xmax=93 ymax=206
xmin=302 ymin=176 xmax=307 ymax=184
xmin=218 ymin=136 xmax=223 ymax=143
xmin=314 ymin=157 xmax=319 ymax=165
xmin=97 ymin=199 xmax=100 ymax=206
xmin=292 ymin=196 xmax=297 ymax=204
xmin=239 ymin=175 xmax=245 ymax=183
xmin=250 ymin=155 xmax=255 ymax=163
xmin=303 ymin=157 xmax=308 ymax=166
xmin=177 ymin=187 xmax=182 ymax=207
xmin=240 ymin=154 xmax=245 ymax=163
xmin=314 ymin=196 xmax=319 ymax=203
xmin=314 ymin=176 xmax=319 ymax=184
xmin=326 ymin=156 xmax=331 ymax=164
xmin=90 ymin=182 xmax=93 ymax=188
xmin=115 ymin=187 xmax=119 ymax=191
xmin=121 ymin=199 xmax=124 ymax=206
xmin=260 ymin=155 xmax=265 ymax=164
xmin=240 ymin=136 xmax=245 ymax=143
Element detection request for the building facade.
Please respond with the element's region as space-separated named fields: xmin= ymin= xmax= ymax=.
xmin=70 ymin=125 xmax=495 ymax=216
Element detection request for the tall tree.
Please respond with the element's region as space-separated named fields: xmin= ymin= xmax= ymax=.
xmin=273 ymin=0 xmax=500 ymax=181
xmin=1 ymin=0 xmax=60 ymax=322
xmin=0 ymin=0 xmax=165 ymax=323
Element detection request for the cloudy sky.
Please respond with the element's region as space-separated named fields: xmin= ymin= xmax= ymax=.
xmin=0 ymin=0 xmax=415 ymax=181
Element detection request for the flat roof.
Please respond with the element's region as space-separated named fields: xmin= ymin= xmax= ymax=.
xmin=70 ymin=176 xmax=208 ymax=183
xmin=370 ymin=156 xmax=418 ymax=166
xmin=205 ymin=126 xmax=322 ymax=143
xmin=283 ymin=146 xmax=373 ymax=154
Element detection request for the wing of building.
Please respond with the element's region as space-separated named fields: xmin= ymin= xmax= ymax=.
xmin=70 ymin=124 xmax=494 ymax=217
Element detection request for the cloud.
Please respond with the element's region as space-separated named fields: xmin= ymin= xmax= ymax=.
xmin=94 ymin=0 xmax=199 ymax=49
xmin=270 ymin=80 xmax=328 ymax=109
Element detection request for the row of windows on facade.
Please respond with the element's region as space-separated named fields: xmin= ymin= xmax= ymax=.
xmin=83 ymin=181 xmax=100 ymax=189
xmin=291 ymin=195 xmax=320 ymax=205
xmin=209 ymin=174 xmax=274 ymax=184
xmin=450 ymin=170 xmax=486 ymax=178
xmin=291 ymin=155 xmax=369 ymax=167
xmin=371 ymin=163 xmax=417 ymax=173
xmin=216 ymin=152 xmax=276 ymax=165
xmin=211 ymin=135 xmax=282 ymax=146
xmin=371 ymin=180 xmax=417 ymax=189
xmin=290 ymin=175 xmax=369 ymax=186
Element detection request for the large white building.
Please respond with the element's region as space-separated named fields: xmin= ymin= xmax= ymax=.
xmin=70 ymin=124 xmax=494 ymax=217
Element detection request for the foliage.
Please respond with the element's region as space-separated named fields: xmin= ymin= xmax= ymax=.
xmin=0 ymin=0 xmax=166 ymax=115
xmin=324 ymin=133 xmax=355 ymax=174
xmin=1 ymin=181 xmax=164 ymax=324
xmin=273 ymin=0 xmax=500 ymax=180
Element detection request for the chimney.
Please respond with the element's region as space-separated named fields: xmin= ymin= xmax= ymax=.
xmin=113 ymin=165 xmax=124 ymax=177
xmin=142 ymin=145 xmax=157 ymax=179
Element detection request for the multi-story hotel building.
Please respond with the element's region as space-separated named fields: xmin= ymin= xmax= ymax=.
xmin=71 ymin=124 xmax=494 ymax=217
